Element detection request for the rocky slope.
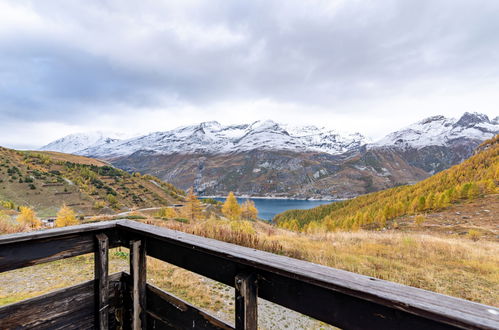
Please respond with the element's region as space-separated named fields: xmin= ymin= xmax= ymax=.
xmin=111 ymin=148 xmax=428 ymax=199
xmin=41 ymin=112 xmax=498 ymax=198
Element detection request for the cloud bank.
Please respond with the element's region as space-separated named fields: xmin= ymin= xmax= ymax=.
xmin=0 ymin=0 xmax=498 ymax=148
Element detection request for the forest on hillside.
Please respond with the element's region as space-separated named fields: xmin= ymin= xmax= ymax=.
xmin=274 ymin=135 xmax=499 ymax=232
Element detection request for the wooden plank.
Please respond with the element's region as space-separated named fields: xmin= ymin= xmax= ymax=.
xmin=235 ymin=273 xmax=258 ymax=330
xmin=121 ymin=273 xmax=233 ymax=330
xmin=130 ymin=240 xmax=147 ymax=330
xmin=95 ymin=233 xmax=109 ymax=330
xmin=0 ymin=272 xmax=123 ymax=329
xmin=0 ymin=220 xmax=121 ymax=245
xmin=0 ymin=225 xmax=121 ymax=274
xmin=117 ymin=220 xmax=499 ymax=330
xmin=256 ymin=269 xmax=457 ymax=330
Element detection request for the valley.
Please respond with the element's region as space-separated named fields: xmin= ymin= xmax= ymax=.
xmin=2 ymin=2 xmax=499 ymax=327
xmin=1 ymin=131 xmax=497 ymax=329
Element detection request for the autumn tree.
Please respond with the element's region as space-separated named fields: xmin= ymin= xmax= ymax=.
xmin=55 ymin=204 xmax=79 ymax=227
xmin=285 ymin=219 xmax=300 ymax=231
xmin=156 ymin=207 xmax=178 ymax=219
xmin=241 ymin=200 xmax=258 ymax=220
xmin=16 ymin=206 xmax=41 ymax=229
xmin=183 ymin=187 xmax=203 ymax=221
xmin=222 ymin=192 xmax=241 ymax=220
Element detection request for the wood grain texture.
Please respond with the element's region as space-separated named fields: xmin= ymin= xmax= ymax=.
xmin=95 ymin=233 xmax=109 ymax=330
xmin=130 ymin=240 xmax=147 ymax=330
xmin=0 ymin=228 xmax=120 ymax=273
xmin=0 ymin=272 xmax=123 ymax=330
xmin=235 ymin=273 xmax=258 ymax=330
xmin=0 ymin=220 xmax=121 ymax=245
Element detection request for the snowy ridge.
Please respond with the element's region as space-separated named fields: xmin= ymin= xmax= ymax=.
xmin=371 ymin=112 xmax=498 ymax=150
xmin=41 ymin=112 xmax=498 ymax=158
xmin=78 ymin=120 xmax=368 ymax=157
xmin=40 ymin=120 xmax=368 ymax=157
xmin=40 ymin=131 xmax=124 ymax=154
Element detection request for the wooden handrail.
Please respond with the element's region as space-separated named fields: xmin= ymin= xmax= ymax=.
xmin=0 ymin=220 xmax=498 ymax=330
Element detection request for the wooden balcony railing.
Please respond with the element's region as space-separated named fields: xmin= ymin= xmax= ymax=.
xmin=0 ymin=220 xmax=497 ymax=329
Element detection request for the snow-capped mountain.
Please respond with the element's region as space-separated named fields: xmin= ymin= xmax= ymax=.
xmin=370 ymin=112 xmax=498 ymax=174
xmin=38 ymin=112 xmax=498 ymax=198
xmin=372 ymin=112 xmax=498 ymax=150
xmin=40 ymin=132 xmax=123 ymax=154
xmin=70 ymin=120 xmax=369 ymax=158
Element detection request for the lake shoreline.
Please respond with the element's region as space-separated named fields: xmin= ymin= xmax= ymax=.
xmin=200 ymin=197 xmax=340 ymax=220
xmin=200 ymin=195 xmax=345 ymax=201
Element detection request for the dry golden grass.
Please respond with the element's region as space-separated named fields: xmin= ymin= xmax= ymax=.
xmin=144 ymin=218 xmax=499 ymax=307
xmin=267 ymin=230 xmax=499 ymax=306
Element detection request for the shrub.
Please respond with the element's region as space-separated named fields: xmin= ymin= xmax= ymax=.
xmin=467 ymin=229 xmax=481 ymax=242
xmin=415 ymin=214 xmax=426 ymax=226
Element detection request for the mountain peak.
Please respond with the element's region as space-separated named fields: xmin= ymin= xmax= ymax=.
xmin=40 ymin=131 xmax=123 ymax=154
xmin=199 ymin=121 xmax=222 ymax=130
xmin=454 ymin=112 xmax=490 ymax=128
xmin=418 ymin=115 xmax=446 ymax=125
xmin=373 ymin=112 xmax=498 ymax=150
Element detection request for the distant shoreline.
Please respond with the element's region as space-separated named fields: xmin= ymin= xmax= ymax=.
xmin=200 ymin=195 xmax=344 ymax=201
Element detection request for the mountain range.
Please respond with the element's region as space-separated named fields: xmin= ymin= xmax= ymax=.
xmin=41 ymin=112 xmax=498 ymax=198
xmin=46 ymin=120 xmax=370 ymax=157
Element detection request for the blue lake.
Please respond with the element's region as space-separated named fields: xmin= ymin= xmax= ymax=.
xmin=206 ymin=198 xmax=336 ymax=221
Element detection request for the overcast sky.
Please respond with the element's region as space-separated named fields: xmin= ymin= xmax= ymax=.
xmin=1 ymin=0 xmax=498 ymax=149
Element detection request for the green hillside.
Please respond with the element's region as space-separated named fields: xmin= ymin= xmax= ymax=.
xmin=0 ymin=147 xmax=184 ymax=216
xmin=274 ymin=135 xmax=499 ymax=232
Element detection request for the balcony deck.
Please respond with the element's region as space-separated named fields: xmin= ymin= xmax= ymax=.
xmin=0 ymin=220 xmax=497 ymax=329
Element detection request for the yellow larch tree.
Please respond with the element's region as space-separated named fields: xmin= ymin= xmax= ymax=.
xmin=183 ymin=187 xmax=204 ymax=221
xmin=222 ymin=192 xmax=241 ymax=220
xmin=16 ymin=206 xmax=41 ymax=229
xmin=241 ymin=199 xmax=258 ymax=220
xmin=55 ymin=204 xmax=79 ymax=227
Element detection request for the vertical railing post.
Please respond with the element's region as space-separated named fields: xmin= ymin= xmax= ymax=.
xmin=235 ymin=272 xmax=258 ymax=330
xmin=95 ymin=233 xmax=109 ymax=330
xmin=130 ymin=240 xmax=146 ymax=330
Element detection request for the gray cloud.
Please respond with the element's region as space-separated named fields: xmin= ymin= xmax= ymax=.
xmin=0 ymin=0 xmax=498 ymax=146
